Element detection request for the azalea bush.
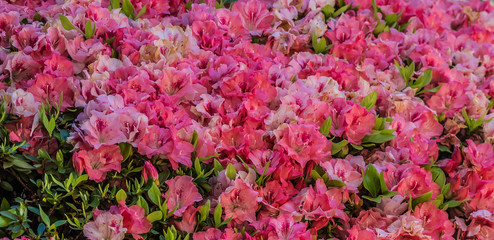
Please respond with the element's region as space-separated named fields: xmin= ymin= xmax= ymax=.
xmin=1 ymin=0 xmax=494 ymax=239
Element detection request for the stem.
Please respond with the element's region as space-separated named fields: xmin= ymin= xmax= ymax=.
xmin=8 ymin=169 xmax=34 ymax=195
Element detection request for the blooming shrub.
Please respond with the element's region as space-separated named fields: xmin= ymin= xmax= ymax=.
xmin=0 ymin=0 xmax=494 ymax=239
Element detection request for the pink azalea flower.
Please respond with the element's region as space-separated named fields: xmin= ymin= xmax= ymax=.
xmin=274 ymin=123 xmax=332 ymax=168
xmin=232 ymin=0 xmax=273 ymax=36
xmin=193 ymin=228 xmax=223 ymax=240
xmin=110 ymin=202 xmax=152 ymax=240
xmin=413 ymin=202 xmax=455 ymax=239
xmin=320 ymin=158 xmax=362 ymax=192
xmin=344 ymin=103 xmax=376 ymax=145
xmin=117 ymin=108 xmax=148 ymax=147
xmin=396 ymin=166 xmax=441 ymax=199
xmin=72 ymin=145 xmax=123 ymax=182
xmin=174 ymin=206 xmax=198 ymax=233
xmin=165 ymin=176 xmax=203 ymax=217
xmin=464 ymin=139 xmax=494 ymax=171
xmin=80 ymin=112 xmax=126 ymax=149
xmin=27 ymin=73 xmax=75 ymax=110
xmin=137 ymin=125 xmax=173 ymax=158
xmin=219 ymin=178 xmax=259 ymax=223
xmin=269 ymin=214 xmax=312 ymax=240
xmin=83 ymin=211 xmax=126 ymax=240
xmin=466 ymin=210 xmax=494 ymax=240
xmin=9 ymin=88 xmax=40 ymax=117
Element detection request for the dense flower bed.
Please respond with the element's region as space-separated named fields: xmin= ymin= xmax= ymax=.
xmin=0 ymin=0 xmax=494 ymax=239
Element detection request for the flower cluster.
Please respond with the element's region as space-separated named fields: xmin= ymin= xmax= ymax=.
xmin=0 ymin=0 xmax=493 ymax=239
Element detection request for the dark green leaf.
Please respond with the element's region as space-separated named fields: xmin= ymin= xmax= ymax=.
xmin=363 ymin=164 xmax=380 ymax=197
xmin=362 ymin=195 xmax=382 ymax=203
xmin=119 ymin=142 xmax=133 ymax=161
xmin=411 ymin=191 xmax=433 ymax=209
xmin=331 ymin=139 xmax=348 ymax=155
xmin=39 ymin=205 xmax=50 ymax=226
xmin=122 ymin=0 xmax=135 ymax=19
xmin=327 ymin=179 xmax=346 ymax=187
xmin=430 ymin=167 xmax=446 ymax=188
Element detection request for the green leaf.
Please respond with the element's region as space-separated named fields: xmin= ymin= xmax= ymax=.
xmin=191 ymin=130 xmax=199 ymax=149
xmin=327 ymin=179 xmax=346 ymax=187
xmin=361 ymin=90 xmax=378 ymax=110
xmin=0 ymin=182 xmax=12 ymax=192
xmin=38 ymin=149 xmax=51 ymax=160
xmin=379 ymin=171 xmax=388 ymax=193
xmin=213 ymin=159 xmax=223 ymax=175
xmin=373 ymin=23 xmax=386 ymax=35
xmin=441 ymin=183 xmax=451 ymax=196
xmin=136 ymin=196 xmax=150 ymax=215
xmin=441 ymin=199 xmax=468 ymax=210
xmin=312 ymin=32 xmax=328 ymax=54
xmin=381 ymin=191 xmax=398 ymax=198
xmin=53 ymin=220 xmax=67 ymax=227
xmin=146 ymin=211 xmax=163 ymax=222
xmin=363 ymin=164 xmax=380 ymax=197
xmin=411 ymin=191 xmax=433 ymax=209
xmin=116 ymin=189 xmax=127 ymax=202
xmin=432 ymin=193 xmax=444 ymax=208
xmin=384 ymin=13 xmax=398 ymax=26
xmin=418 ymin=84 xmax=442 ymax=94
xmin=84 ymin=20 xmax=95 ymax=39
xmin=362 ymin=129 xmax=396 ymax=144
xmin=39 ymin=205 xmax=50 ymax=226
xmin=122 ymin=0 xmax=135 ymax=19
xmin=362 ymin=195 xmax=382 ymax=203
xmin=111 ymin=0 xmax=121 ymax=9
xmin=12 ymin=158 xmax=34 ymax=169
xmin=0 ymin=216 xmax=11 ymax=228
xmin=321 ymin=5 xmax=335 ymax=19
xmin=59 ymin=15 xmax=77 ymax=31
xmin=320 ymin=116 xmax=332 ymax=137
xmin=148 ymin=183 xmax=161 ymax=206
xmin=331 ymin=139 xmax=348 ymax=155
xmin=214 ymin=203 xmax=222 ymax=227
xmin=226 ymin=163 xmax=236 ymax=180
xmin=333 ymin=3 xmax=351 ymax=17
xmin=430 ymin=167 xmax=446 ymax=188
xmin=199 ymin=200 xmax=210 ymax=223
xmin=437 ymin=143 xmax=452 ymax=153
xmin=0 ymin=198 xmax=9 ymax=211
xmin=136 ymin=4 xmax=147 ymax=19
xmin=119 ymin=142 xmax=133 ymax=161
